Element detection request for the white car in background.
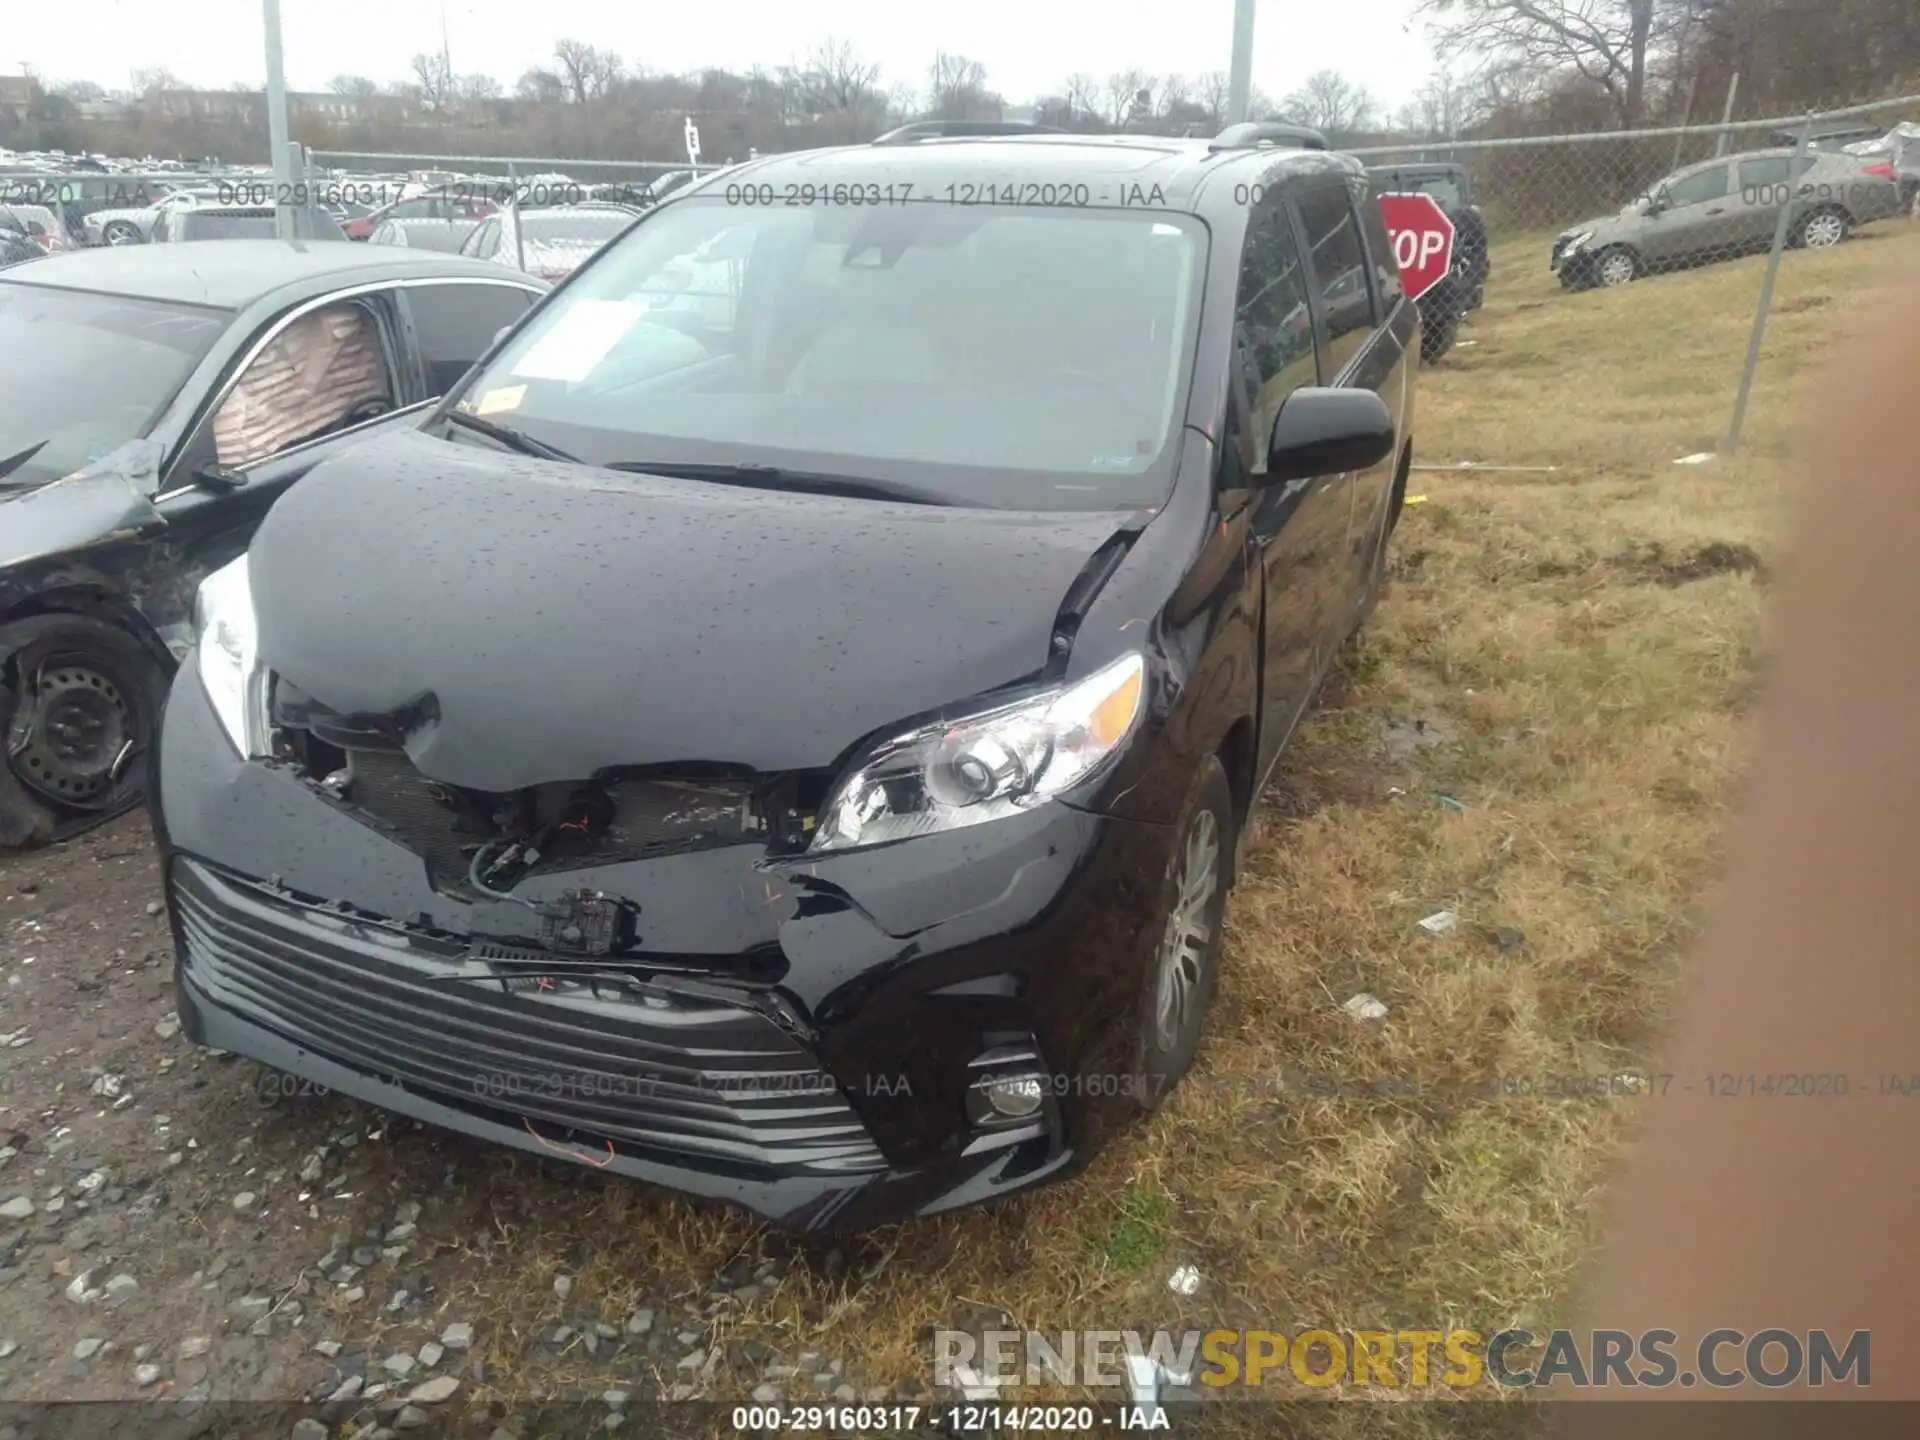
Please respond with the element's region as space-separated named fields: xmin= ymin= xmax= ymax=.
xmin=458 ymin=203 xmax=643 ymax=283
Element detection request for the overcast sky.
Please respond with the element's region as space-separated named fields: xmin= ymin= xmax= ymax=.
xmin=11 ymin=0 xmax=1439 ymax=112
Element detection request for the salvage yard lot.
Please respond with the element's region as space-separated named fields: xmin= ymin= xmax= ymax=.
xmin=1 ymin=222 xmax=1912 ymax=1433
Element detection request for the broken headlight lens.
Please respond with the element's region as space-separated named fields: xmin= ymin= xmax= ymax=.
xmin=811 ymin=653 xmax=1146 ymax=854
xmin=192 ymin=554 xmax=269 ymax=758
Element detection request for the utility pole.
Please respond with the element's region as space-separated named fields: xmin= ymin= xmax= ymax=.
xmin=262 ymin=0 xmax=297 ymax=239
xmin=1227 ymin=0 xmax=1256 ymax=126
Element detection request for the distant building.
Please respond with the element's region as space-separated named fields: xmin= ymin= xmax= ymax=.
xmin=0 ymin=74 xmax=38 ymax=122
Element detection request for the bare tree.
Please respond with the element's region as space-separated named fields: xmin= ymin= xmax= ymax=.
xmin=410 ymin=53 xmax=454 ymax=112
xmin=553 ymin=39 xmax=623 ymax=104
xmin=1102 ymin=69 xmax=1154 ymax=127
xmin=329 ymin=74 xmax=379 ymax=100
xmin=1415 ymin=0 xmax=1669 ymax=126
xmin=456 ymin=74 xmax=501 ymax=106
xmin=787 ymin=38 xmax=882 ymax=114
xmin=1283 ymin=69 xmax=1377 ymax=134
xmin=514 ymin=67 xmax=566 ymax=104
xmin=1059 ymin=73 xmax=1103 ymax=125
xmin=928 ymin=52 xmax=996 ymax=120
xmin=129 ymin=68 xmax=182 ymax=97
xmin=1193 ymin=71 xmax=1232 ymax=128
xmin=56 ymin=79 xmax=106 ymax=102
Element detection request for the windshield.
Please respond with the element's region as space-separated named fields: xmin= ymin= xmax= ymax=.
xmin=522 ymin=212 xmax=633 ymax=243
xmin=0 ymin=283 xmax=229 ymax=486
xmin=1380 ymin=174 xmax=1464 ymax=208
xmin=449 ymin=197 xmax=1205 ymax=510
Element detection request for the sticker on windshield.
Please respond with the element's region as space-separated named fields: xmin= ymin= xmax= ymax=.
xmin=508 ymin=298 xmax=647 ymax=383
xmin=472 ymin=385 xmax=527 ymax=416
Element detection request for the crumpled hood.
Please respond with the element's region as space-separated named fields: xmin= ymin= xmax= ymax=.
xmin=248 ymin=427 xmax=1134 ymax=791
xmin=0 ymin=441 xmax=165 ymax=572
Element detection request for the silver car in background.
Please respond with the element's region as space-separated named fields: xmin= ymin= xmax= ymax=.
xmin=1551 ymin=146 xmax=1903 ymax=289
xmin=457 ymin=203 xmax=643 ymax=283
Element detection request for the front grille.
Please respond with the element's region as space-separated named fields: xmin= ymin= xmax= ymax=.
xmin=172 ymin=858 xmax=886 ymax=1175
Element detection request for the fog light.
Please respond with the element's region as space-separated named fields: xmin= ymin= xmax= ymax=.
xmin=985 ymin=1075 xmax=1044 ymax=1118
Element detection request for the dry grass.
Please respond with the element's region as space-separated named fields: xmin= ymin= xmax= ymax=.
xmin=433 ymin=222 xmax=1919 ymax=1431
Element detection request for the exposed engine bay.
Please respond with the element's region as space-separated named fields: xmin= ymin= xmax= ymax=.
xmin=265 ymin=677 xmax=835 ymax=953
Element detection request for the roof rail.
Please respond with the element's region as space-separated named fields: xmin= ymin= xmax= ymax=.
xmin=1209 ymin=122 xmax=1329 ymax=153
xmin=871 ymin=120 xmax=1069 ymax=145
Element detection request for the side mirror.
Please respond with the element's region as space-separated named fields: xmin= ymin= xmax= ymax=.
xmin=1266 ymin=388 xmax=1396 ymax=482
xmin=1643 ymin=196 xmax=1667 ymax=216
xmin=192 ymin=461 xmax=246 ymax=493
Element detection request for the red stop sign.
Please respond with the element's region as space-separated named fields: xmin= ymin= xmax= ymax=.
xmin=1376 ymin=192 xmax=1457 ymax=302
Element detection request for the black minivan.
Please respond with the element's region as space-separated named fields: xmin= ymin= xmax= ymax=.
xmin=152 ymin=127 xmax=1420 ymax=1234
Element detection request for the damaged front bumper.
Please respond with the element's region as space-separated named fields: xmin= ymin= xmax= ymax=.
xmin=151 ymin=656 xmax=1179 ymax=1234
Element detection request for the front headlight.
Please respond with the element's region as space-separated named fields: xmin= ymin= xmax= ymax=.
xmin=193 ymin=554 xmax=269 ymax=757
xmin=811 ymin=653 xmax=1147 ymax=854
xmin=1560 ymin=229 xmax=1594 ymax=255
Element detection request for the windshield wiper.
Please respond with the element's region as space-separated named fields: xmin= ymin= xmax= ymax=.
xmin=603 ymin=460 xmax=954 ymax=507
xmin=0 ymin=440 xmax=49 ymax=482
xmin=442 ymin=409 xmax=579 ymax=463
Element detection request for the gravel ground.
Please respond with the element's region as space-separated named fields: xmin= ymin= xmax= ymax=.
xmin=0 ymin=817 xmax=921 ymax=1437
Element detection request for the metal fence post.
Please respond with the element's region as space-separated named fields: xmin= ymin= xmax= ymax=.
xmin=507 ymin=159 xmax=524 ymax=274
xmin=1724 ymin=112 xmax=1815 ymax=455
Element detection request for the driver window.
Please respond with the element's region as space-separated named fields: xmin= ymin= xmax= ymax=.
xmin=212 ymin=302 xmax=395 ymax=469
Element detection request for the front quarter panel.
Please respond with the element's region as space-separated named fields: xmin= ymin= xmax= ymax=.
xmin=1067 ymin=427 xmax=1257 ymax=827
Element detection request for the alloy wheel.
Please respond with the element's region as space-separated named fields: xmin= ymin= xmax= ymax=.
xmin=1153 ymin=808 xmax=1221 ymax=1053
xmin=1802 ymin=212 xmax=1846 ymax=248
xmin=1598 ymin=250 xmax=1637 ymax=286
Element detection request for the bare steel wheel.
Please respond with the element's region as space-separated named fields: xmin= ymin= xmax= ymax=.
xmin=0 ymin=614 xmax=169 ymax=850
xmin=1132 ymin=755 xmax=1235 ymax=1111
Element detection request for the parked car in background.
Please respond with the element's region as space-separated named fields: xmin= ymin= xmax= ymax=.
xmin=0 ymin=216 xmax=43 ymax=270
xmin=0 ymin=242 xmax=545 ymax=849
xmin=1 ymin=203 xmax=72 ymax=256
xmin=1551 ymin=146 xmax=1904 ymax=288
xmin=345 ymin=190 xmax=495 ymax=243
xmin=1841 ymin=121 xmax=1920 ymax=214
xmin=458 ymin=203 xmax=644 ymax=282
xmin=82 ymin=187 xmax=224 ymax=247
xmin=152 ymin=127 xmax=1417 ymax=1232
xmin=1364 ymin=161 xmax=1489 ymax=361
xmin=152 ymin=205 xmax=349 ymax=243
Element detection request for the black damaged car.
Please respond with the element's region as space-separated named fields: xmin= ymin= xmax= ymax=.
xmin=0 ymin=242 xmax=546 ymax=849
xmin=153 ymin=127 xmax=1420 ymax=1232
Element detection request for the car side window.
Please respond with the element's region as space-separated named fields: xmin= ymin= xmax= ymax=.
xmin=407 ymin=284 xmax=537 ymax=396
xmin=1736 ymin=156 xmax=1817 ymax=190
xmin=1293 ymin=180 xmax=1375 ymax=379
xmin=1232 ymin=195 xmax=1317 ymax=476
xmin=1659 ymin=164 xmax=1731 ymax=208
xmin=210 ymin=300 xmax=398 ymax=470
xmin=1354 ymin=180 xmax=1404 ymax=312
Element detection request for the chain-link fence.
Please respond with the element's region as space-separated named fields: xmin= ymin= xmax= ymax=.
xmin=1352 ymin=93 xmax=1920 ymax=451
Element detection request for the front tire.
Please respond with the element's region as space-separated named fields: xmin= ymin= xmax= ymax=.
xmin=1594 ymin=246 xmax=1639 ymax=287
xmin=1132 ymin=755 xmax=1235 ymax=1111
xmin=1420 ymin=305 xmax=1461 ymax=363
xmin=0 ymin=614 xmax=170 ymax=851
xmin=101 ymin=220 xmax=143 ymax=246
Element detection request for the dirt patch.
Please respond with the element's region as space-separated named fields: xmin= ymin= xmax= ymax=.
xmin=1618 ymin=539 xmax=1768 ymax=586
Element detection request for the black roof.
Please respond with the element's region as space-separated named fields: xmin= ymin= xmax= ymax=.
xmin=0 ymin=239 xmax=533 ymax=310
xmin=697 ymin=134 xmax=1360 ymax=213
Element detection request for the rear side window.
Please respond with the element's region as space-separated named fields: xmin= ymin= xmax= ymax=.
xmin=1736 ymin=156 xmax=1817 ymax=189
xmin=407 ymin=284 xmax=537 ymax=395
xmin=1293 ymin=181 xmax=1375 ymax=377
